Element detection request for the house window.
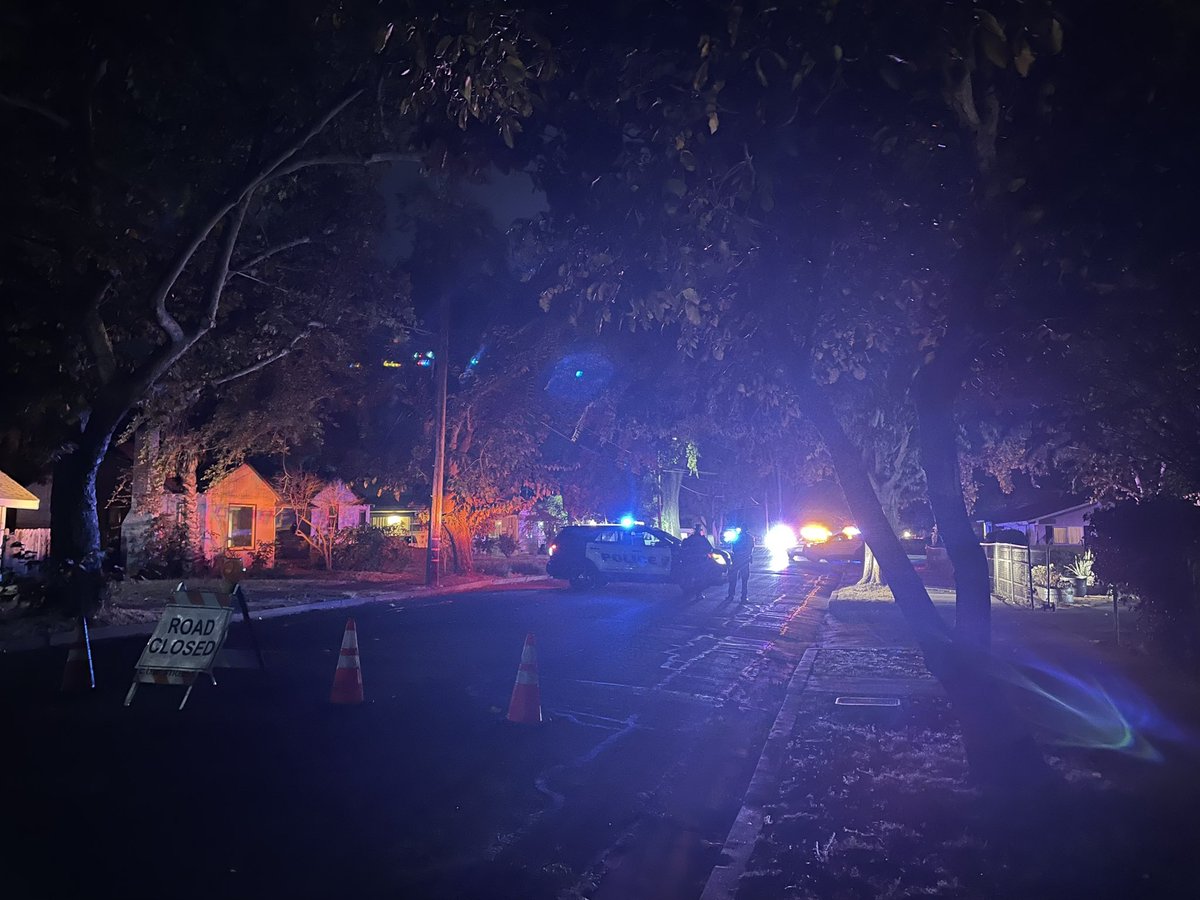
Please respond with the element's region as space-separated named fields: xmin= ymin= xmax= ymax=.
xmin=228 ymin=505 xmax=255 ymax=549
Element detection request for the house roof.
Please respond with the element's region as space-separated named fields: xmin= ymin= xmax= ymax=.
xmin=0 ymin=469 xmax=40 ymax=509
xmin=313 ymin=482 xmax=366 ymax=505
xmin=983 ymin=498 xmax=1099 ymax=527
xmin=207 ymin=463 xmax=280 ymax=499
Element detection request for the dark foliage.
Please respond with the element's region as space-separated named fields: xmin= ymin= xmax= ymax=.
xmin=332 ymin=525 xmax=416 ymax=573
xmin=1089 ymin=499 xmax=1200 ymax=670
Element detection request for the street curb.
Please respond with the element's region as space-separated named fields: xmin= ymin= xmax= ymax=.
xmin=0 ymin=575 xmax=552 ymax=654
xmin=700 ymin=591 xmax=830 ymax=900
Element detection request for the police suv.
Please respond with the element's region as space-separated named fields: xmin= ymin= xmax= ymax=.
xmin=546 ymin=523 xmax=730 ymax=592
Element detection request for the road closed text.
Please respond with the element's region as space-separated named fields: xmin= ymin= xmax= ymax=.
xmin=136 ymin=607 xmax=231 ymax=671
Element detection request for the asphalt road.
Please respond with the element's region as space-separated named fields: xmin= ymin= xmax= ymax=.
xmin=2 ymin=564 xmax=834 ymax=900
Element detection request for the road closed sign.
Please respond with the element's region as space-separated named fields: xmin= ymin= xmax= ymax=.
xmin=126 ymin=588 xmax=252 ymax=709
xmin=135 ymin=605 xmax=232 ymax=676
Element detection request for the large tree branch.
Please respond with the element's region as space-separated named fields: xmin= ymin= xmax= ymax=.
xmin=199 ymin=197 xmax=251 ymax=334
xmin=210 ymin=326 xmax=321 ymax=387
xmin=0 ymin=91 xmax=70 ymax=128
xmin=230 ymin=237 xmax=312 ymax=276
xmin=263 ymin=151 xmax=421 ymax=182
xmin=148 ymin=85 xmax=366 ymax=345
xmin=82 ymin=276 xmax=117 ymax=385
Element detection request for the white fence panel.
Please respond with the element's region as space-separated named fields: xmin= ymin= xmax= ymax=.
xmin=2 ymin=527 xmax=51 ymax=574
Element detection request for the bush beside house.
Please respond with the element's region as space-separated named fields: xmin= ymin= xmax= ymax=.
xmin=1089 ymin=498 xmax=1200 ymax=671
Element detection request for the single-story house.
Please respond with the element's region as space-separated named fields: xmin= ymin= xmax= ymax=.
xmin=309 ymin=482 xmax=371 ymax=532
xmin=976 ymin=499 xmax=1100 ymax=546
xmin=486 ymin=510 xmax=552 ymax=554
xmin=0 ymin=468 xmax=40 ymax=531
xmin=1 ymin=469 xmax=44 ymax=572
xmin=369 ymin=505 xmax=428 ymax=547
xmin=196 ymin=463 xmax=282 ymax=564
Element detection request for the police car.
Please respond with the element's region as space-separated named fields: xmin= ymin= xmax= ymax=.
xmin=546 ymin=523 xmax=730 ymax=591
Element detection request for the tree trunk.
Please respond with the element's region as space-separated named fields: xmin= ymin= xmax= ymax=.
xmin=858 ymin=546 xmax=885 ymax=585
xmin=120 ymin=427 xmax=161 ymax=578
xmin=803 ymin=389 xmax=949 ymax=644
xmin=443 ymin=519 xmax=472 ymax=573
xmin=804 ymin=385 xmax=1049 ymax=788
xmin=442 ymin=503 xmax=474 ymax=574
xmin=660 ymin=469 xmax=682 ymax=537
xmin=49 ymin=426 xmax=114 ymax=614
xmin=914 ymin=347 xmax=992 ymax=648
xmin=179 ymin=448 xmax=202 ymax=575
xmin=858 ymin=492 xmax=899 ymax=586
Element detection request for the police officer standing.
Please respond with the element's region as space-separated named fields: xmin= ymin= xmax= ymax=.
xmin=681 ymin=523 xmax=711 ymax=556
xmin=726 ymin=527 xmax=755 ymax=602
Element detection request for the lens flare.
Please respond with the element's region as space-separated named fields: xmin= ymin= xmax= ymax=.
xmin=764 ymin=524 xmax=796 ymax=572
xmin=764 ymin=524 xmax=797 ymax=554
xmin=800 ymin=523 xmax=833 ymax=543
xmin=989 ymin=645 xmax=1200 ymax=761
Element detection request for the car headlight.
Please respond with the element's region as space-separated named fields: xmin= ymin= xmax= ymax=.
xmin=710 ymin=552 xmax=728 ymax=565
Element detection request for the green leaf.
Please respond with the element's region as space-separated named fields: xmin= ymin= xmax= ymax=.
xmin=1050 ymin=18 xmax=1063 ymax=53
xmin=665 ymin=178 xmax=687 ymax=198
xmin=978 ymin=10 xmax=1006 ymax=40
xmin=680 ymin=149 xmax=697 ymax=171
xmin=1014 ymin=41 xmax=1035 ymax=77
xmin=708 ymin=111 xmax=719 ymax=134
xmin=981 ymin=30 xmax=1008 ymax=69
xmin=832 ymin=44 xmax=843 ymax=62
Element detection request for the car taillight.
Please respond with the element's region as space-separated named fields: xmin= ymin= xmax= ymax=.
xmin=548 ymin=543 xmax=557 ymax=556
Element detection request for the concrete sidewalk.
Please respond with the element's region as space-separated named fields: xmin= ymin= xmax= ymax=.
xmin=703 ymin=585 xmax=1200 ymax=898
xmin=0 ymin=573 xmax=552 ymax=654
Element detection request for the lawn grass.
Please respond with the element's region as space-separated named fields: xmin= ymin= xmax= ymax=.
xmin=735 ymin=671 xmax=1200 ymax=898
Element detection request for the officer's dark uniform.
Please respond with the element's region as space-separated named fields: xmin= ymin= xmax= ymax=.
xmin=681 ymin=527 xmax=711 ymax=557
xmin=726 ymin=530 xmax=755 ymax=601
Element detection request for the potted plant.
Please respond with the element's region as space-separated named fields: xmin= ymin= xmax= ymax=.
xmin=1064 ymin=550 xmax=1096 ymax=597
xmin=1031 ymin=564 xmax=1073 ymax=606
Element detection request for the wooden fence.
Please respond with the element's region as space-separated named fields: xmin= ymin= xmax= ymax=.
xmin=982 ymin=541 xmax=1090 ymax=606
xmin=982 ymin=542 xmax=1031 ymax=606
xmin=1 ymin=527 xmax=50 ymax=574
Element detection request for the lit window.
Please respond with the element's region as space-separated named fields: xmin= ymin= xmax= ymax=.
xmin=228 ymin=505 xmax=255 ymax=549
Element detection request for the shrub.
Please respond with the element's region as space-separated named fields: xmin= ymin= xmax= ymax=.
xmin=496 ymin=534 xmax=518 ymax=558
xmin=987 ymin=528 xmax=1028 ymax=545
xmin=333 ymin=526 xmax=416 ymax=573
xmin=1030 ymin=564 xmax=1071 ymax=589
xmin=511 ymin=558 xmax=547 ymax=576
xmin=1064 ymin=550 xmax=1096 ymax=584
xmin=1088 ymin=499 xmax=1200 ymax=671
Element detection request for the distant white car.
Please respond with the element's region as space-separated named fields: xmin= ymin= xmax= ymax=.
xmin=789 ymin=533 xmax=865 ymax=563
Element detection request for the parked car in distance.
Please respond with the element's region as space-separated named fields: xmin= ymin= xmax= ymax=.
xmin=789 ymin=532 xmax=865 ymax=563
xmin=547 ymin=523 xmax=730 ymax=592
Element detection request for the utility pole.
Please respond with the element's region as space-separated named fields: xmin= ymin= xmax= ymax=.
xmin=425 ymin=296 xmax=450 ymax=587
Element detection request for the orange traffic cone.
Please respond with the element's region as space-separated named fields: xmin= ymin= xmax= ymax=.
xmin=506 ymin=632 xmax=543 ymax=724
xmin=61 ymin=617 xmax=95 ymax=692
xmin=330 ymin=618 xmax=364 ymax=704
